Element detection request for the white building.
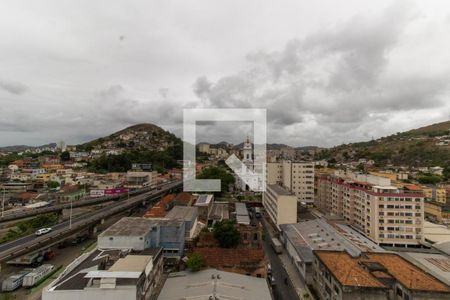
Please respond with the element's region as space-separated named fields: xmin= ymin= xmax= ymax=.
xmin=262 ymin=184 xmax=297 ymax=228
xmin=235 ymin=137 xmax=264 ymax=191
xmin=317 ymin=171 xmax=425 ymax=247
xmin=43 ymin=248 xmax=163 ymax=300
xmin=266 ymin=160 xmax=315 ymax=204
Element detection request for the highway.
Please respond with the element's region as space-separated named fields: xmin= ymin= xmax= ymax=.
xmin=0 ymin=185 xmax=159 ymax=223
xmin=0 ymin=181 xmax=182 ymax=263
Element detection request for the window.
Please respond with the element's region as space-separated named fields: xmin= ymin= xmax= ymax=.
xmin=334 ymin=285 xmax=340 ymax=295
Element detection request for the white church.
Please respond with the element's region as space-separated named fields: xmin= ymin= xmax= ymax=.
xmin=234 ymin=136 xmax=265 ymax=192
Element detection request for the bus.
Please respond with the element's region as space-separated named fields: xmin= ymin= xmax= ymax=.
xmin=271 ymin=237 xmax=283 ymax=254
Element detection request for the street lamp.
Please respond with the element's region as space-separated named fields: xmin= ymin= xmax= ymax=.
xmin=1 ymin=186 xmax=5 ymax=217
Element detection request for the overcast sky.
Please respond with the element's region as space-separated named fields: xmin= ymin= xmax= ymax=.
xmin=1 ymin=0 xmax=450 ymax=147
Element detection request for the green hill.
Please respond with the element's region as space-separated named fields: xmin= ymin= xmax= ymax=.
xmin=317 ymin=120 xmax=450 ymax=167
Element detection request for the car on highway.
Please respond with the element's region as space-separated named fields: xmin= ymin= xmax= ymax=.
xmin=35 ymin=227 xmax=52 ymax=236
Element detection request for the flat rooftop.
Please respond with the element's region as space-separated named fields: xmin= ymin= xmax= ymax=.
xmin=208 ymin=203 xmax=230 ymax=220
xmin=424 ymin=221 xmax=450 ymax=243
xmin=47 ymin=248 xmax=162 ymax=292
xmin=401 ymin=252 xmax=450 ymax=287
xmin=235 ymin=202 xmax=248 ymax=215
xmin=165 ymin=206 xmax=198 ymax=221
xmin=99 ymin=217 xmax=182 ymax=237
xmin=157 ymin=269 xmax=271 ymax=300
xmin=316 ymin=251 xmax=450 ymax=293
xmin=267 ymin=184 xmax=292 ymax=196
xmin=280 ymin=219 xmax=383 ymax=262
xmin=109 ymin=255 xmax=152 ymax=273
xmin=195 ymin=194 xmax=214 ymax=206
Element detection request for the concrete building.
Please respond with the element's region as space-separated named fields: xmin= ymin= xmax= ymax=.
xmin=157 ymin=269 xmax=271 ymax=300
xmin=422 ymin=186 xmax=447 ymax=203
xmin=425 ymin=201 xmax=450 ymax=224
xmin=262 ymin=184 xmax=297 ymax=228
xmin=208 ymin=202 xmax=230 ymax=225
xmin=400 ymin=252 xmax=450 ymax=287
xmin=125 ymin=171 xmax=154 ymax=188
xmin=423 ymin=221 xmax=450 ymax=244
xmin=312 ymin=250 xmax=450 ymax=300
xmin=279 ymin=219 xmax=384 ymax=285
xmin=235 ymin=202 xmax=251 ymax=225
xmin=165 ymin=206 xmax=198 ymax=239
xmin=98 ymin=217 xmax=185 ymax=257
xmin=266 ymin=160 xmax=315 ymax=204
xmin=194 ymin=194 xmax=214 ymax=219
xmin=43 ymin=248 xmax=163 ymax=300
xmin=317 ymin=171 xmax=425 ymax=247
xmin=197 ymin=143 xmax=210 ymax=154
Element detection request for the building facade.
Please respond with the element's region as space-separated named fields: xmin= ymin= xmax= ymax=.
xmin=312 ymin=250 xmax=450 ymax=300
xmin=98 ymin=217 xmax=185 ymax=257
xmin=317 ymin=171 xmax=425 ymax=247
xmin=262 ymin=184 xmax=297 ymax=228
xmin=266 ymin=161 xmax=315 ymax=204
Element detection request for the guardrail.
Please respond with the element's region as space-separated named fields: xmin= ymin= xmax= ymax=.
xmin=0 ymin=181 xmax=182 ymax=263
xmin=0 ymin=184 xmax=168 ymax=223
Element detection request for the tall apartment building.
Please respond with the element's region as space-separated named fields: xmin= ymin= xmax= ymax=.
xmin=266 ymin=161 xmax=314 ymax=204
xmin=317 ymin=171 xmax=425 ymax=247
xmin=262 ymin=184 xmax=297 ymax=228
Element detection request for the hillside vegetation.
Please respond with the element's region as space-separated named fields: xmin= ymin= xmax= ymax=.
xmin=317 ymin=120 xmax=450 ymax=167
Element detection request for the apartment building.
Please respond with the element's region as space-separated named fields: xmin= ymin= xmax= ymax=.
xmin=312 ymin=250 xmax=450 ymax=300
xmin=422 ymin=186 xmax=447 ymax=203
xmin=317 ymin=171 xmax=425 ymax=247
xmin=266 ymin=160 xmax=314 ymax=204
xmin=126 ymin=171 xmax=154 ymax=188
xmin=262 ymin=184 xmax=297 ymax=228
xmin=279 ymin=219 xmax=384 ymax=285
xmin=197 ymin=143 xmax=210 ymax=154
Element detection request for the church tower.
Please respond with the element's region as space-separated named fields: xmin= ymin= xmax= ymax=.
xmin=242 ymin=136 xmax=253 ymax=164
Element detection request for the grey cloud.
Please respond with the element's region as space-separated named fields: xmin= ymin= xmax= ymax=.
xmin=0 ymin=79 xmax=28 ymax=95
xmin=192 ymin=2 xmax=450 ymax=145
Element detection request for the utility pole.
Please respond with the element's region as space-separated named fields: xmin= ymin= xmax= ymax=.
xmin=1 ymin=186 xmax=5 ymax=217
xmin=69 ymin=197 xmax=73 ymax=229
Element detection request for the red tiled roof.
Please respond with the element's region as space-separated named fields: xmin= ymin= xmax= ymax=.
xmin=174 ymin=192 xmax=193 ymax=206
xmin=15 ymin=192 xmax=38 ymax=201
xmin=60 ymin=185 xmax=81 ymax=193
xmin=315 ymin=251 xmax=450 ymax=292
xmin=144 ymin=194 xmax=176 ymax=218
xmin=193 ymin=247 xmax=265 ymax=268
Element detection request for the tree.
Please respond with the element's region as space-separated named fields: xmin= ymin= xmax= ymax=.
xmin=443 ymin=166 xmax=450 ymax=181
xmin=198 ymin=166 xmax=235 ymax=194
xmin=213 ymin=220 xmax=240 ymax=248
xmin=60 ymin=151 xmax=71 ymax=161
xmin=418 ymin=174 xmax=442 ymax=184
xmin=356 ymin=163 xmax=365 ymax=173
xmin=186 ymin=253 xmax=204 ymax=272
xmin=47 ymin=181 xmax=60 ymax=189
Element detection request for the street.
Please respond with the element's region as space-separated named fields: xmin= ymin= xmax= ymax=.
xmin=261 ymin=221 xmax=299 ymax=300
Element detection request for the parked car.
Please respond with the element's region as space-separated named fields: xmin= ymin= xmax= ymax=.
xmin=269 ymin=275 xmax=276 ymax=286
xmin=35 ymin=227 xmax=52 ymax=236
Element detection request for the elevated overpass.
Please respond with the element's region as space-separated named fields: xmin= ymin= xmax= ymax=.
xmin=0 ymin=184 xmax=162 ymax=224
xmin=0 ymin=181 xmax=182 ymax=263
